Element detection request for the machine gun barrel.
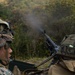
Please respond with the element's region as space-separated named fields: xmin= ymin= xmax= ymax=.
xmin=44 ymin=33 xmax=60 ymax=52
xmin=39 ymin=28 xmax=60 ymax=54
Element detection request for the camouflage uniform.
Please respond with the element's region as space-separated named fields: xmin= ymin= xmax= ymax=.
xmin=48 ymin=34 xmax=75 ymax=75
xmin=0 ymin=67 xmax=13 ymax=75
xmin=0 ymin=63 xmax=21 ymax=75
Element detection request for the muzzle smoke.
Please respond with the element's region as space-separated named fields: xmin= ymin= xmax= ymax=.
xmin=25 ymin=13 xmax=44 ymax=33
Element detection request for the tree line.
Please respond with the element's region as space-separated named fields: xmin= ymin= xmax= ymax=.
xmin=0 ymin=0 xmax=75 ymax=59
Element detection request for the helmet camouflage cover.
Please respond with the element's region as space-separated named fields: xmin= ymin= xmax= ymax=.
xmin=58 ymin=34 xmax=75 ymax=58
xmin=0 ymin=19 xmax=13 ymax=47
xmin=0 ymin=19 xmax=11 ymax=34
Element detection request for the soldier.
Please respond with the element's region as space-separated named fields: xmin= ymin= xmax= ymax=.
xmin=48 ymin=34 xmax=75 ymax=75
xmin=0 ymin=19 xmax=21 ymax=75
xmin=0 ymin=19 xmax=14 ymax=75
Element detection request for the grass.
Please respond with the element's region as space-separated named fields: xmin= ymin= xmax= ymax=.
xmin=16 ymin=57 xmax=51 ymax=69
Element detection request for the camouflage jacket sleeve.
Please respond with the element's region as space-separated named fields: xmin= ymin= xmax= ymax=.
xmin=0 ymin=67 xmax=14 ymax=75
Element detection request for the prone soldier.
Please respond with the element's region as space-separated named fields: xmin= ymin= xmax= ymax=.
xmin=48 ymin=34 xmax=75 ymax=75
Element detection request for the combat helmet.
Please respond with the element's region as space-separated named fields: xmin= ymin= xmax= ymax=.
xmin=0 ymin=19 xmax=13 ymax=47
xmin=58 ymin=34 xmax=75 ymax=58
xmin=0 ymin=19 xmax=13 ymax=34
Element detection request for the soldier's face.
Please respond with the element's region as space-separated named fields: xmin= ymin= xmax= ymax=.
xmin=0 ymin=46 xmax=12 ymax=65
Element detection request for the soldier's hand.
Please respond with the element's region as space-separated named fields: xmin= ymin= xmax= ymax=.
xmin=13 ymin=65 xmax=21 ymax=75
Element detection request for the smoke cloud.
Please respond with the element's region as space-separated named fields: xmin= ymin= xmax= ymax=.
xmin=22 ymin=12 xmax=44 ymax=34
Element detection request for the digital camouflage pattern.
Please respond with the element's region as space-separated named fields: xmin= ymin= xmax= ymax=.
xmin=0 ymin=63 xmax=22 ymax=75
xmin=0 ymin=67 xmax=13 ymax=75
xmin=0 ymin=63 xmax=13 ymax=75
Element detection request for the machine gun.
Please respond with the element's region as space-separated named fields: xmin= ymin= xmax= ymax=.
xmin=41 ymin=30 xmax=60 ymax=55
xmin=24 ymin=29 xmax=61 ymax=75
xmin=33 ymin=29 xmax=60 ymax=68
